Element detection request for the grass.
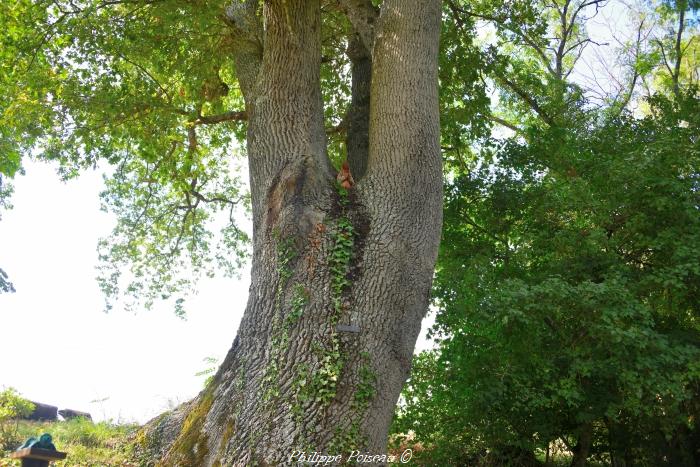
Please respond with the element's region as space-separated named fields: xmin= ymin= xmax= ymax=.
xmin=0 ymin=418 xmax=139 ymax=466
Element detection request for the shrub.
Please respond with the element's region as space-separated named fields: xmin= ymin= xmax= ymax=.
xmin=0 ymin=387 xmax=35 ymax=451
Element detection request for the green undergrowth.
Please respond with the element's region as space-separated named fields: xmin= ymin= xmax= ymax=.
xmin=0 ymin=418 xmax=139 ymax=466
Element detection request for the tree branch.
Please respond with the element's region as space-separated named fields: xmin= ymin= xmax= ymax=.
xmin=190 ymin=189 xmax=243 ymax=206
xmin=612 ymin=16 xmax=646 ymax=115
xmin=564 ymin=38 xmax=608 ymax=56
xmin=222 ymin=0 xmax=263 ymax=100
xmin=570 ymin=0 xmax=606 ymax=27
xmin=336 ymin=0 xmax=379 ymax=52
xmin=114 ymin=51 xmax=172 ymax=102
xmin=487 ymin=114 xmax=525 ymax=135
xmin=187 ymin=126 xmax=198 ymax=154
xmin=457 ymin=206 xmax=509 ymax=246
xmin=656 ymin=39 xmax=675 ymax=81
xmin=194 ymin=110 xmax=248 ymax=125
xmin=673 ymin=7 xmax=686 ymax=97
xmin=447 ymin=0 xmax=559 ymax=78
xmin=496 ymin=75 xmax=556 ymax=126
xmin=345 ymin=31 xmax=371 ymax=180
xmin=223 ymin=0 xmax=262 ymax=43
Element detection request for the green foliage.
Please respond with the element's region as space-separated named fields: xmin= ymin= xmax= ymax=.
xmin=327 ymin=421 xmax=364 ymax=457
xmin=329 ymin=184 xmax=355 ymax=315
xmin=0 ymin=388 xmax=35 ymax=451
xmin=320 ymin=8 xmax=352 ymax=166
xmin=290 ymin=363 xmax=311 ymax=418
xmin=390 ymin=0 xmax=700 ymax=462
xmin=353 ymin=352 xmax=376 ymax=410
xmin=286 ymin=284 xmax=309 ymax=327
xmin=329 ymin=216 xmax=354 ymax=315
xmin=263 ymin=236 xmax=310 ymax=406
xmin=0 ymin=0 xmax=371 ymax=312
xmin=302 ymin=184 xmax=357 ymax=408
xmin=645 ymin=0 xmax=700 ymax=96
xmin=96 ymin=145 xmax=250 ymax=314
xmin=0 ymin=0 xmax=253 ymax=312
xmin=311 ymin=335 xmax=344 ymax=406
xmin=3 ymin=0 xmax=699 ymax=462
xmin=275 ymin=232 xmax=297 ymax=286
xmin=195 ymin=356 xmax=220 ymax=389
xmin=396 ymin=92 xmax=700 ymax=463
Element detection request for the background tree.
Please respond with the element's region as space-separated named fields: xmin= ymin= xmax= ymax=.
xmin=393 ymin=0 xmax=700 ymax=465
xmin=648 ymin=0 xmax=700 ymax=97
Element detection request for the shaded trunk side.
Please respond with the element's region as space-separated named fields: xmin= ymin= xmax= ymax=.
xmin=346 ymin=33 xmax=371 ymax=181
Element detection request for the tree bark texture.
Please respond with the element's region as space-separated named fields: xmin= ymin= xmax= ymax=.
xmin=137 ymin=1 xmax=442 ymax=465
xmin=346 ymin=33 xmax=371 ymax=181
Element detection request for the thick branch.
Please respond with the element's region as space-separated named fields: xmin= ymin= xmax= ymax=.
xmin=244 ymin=0 xmax=328 ymax=231
xmin=554 ymin=0 xmax=572 ymax=79
xmin=368 ymin=0 xmax=442 ymax=179
xmin=559 ymin=0 xmax=606 ymax=78
xmin=336 ymin=0 xmax=379 ymax=52
xmin=187 ymin=126 xmax=198 ymax=154
xmin=190 ymin=189 xmax=242 ymax=206
xmin=223 ymin=0 xmax=263 ymax=101
xmin=673 ymin=7 xmax=686 ymax=97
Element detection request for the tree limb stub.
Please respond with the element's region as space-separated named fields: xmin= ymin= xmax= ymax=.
xmin=337 ymin=0 xmax=379 ymax=53
xmin=223 ymin=0 xmax=263 ymax=101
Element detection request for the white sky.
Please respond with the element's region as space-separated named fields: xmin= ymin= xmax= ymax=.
xmin=0 ymin=161 xmax=252 ymax=423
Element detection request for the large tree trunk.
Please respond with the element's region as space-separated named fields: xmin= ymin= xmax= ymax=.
xmin=137 ymin=1 xmax=442 ymax=465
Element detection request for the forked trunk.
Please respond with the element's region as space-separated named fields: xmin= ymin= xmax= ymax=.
xmin=137 ymin=1 xmax=442 ymax=465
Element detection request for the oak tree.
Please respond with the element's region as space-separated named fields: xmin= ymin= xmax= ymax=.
xmin=0 ymin=0 xmax=442 ymax=464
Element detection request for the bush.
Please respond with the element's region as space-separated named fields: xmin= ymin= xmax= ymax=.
xmin=0 ymin=387 xmax=35 ymax=451
xmin=0 ymin=388 xmax=139 ymax=465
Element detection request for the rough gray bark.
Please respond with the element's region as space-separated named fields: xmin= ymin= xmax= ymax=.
xmin=139 ymin=1 xmax=442 ymax=465
xmin=346 ymin=33 xmax=371 ymax=181
xmin=337 ymin=0 xmax=378 ymax=52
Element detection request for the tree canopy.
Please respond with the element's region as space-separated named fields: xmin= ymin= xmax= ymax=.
xmin=1 ymin=0 xmax=360 ymax=310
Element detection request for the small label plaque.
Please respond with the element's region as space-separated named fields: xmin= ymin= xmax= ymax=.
xmin=336 ymin=324 xmax=360 ymax=333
